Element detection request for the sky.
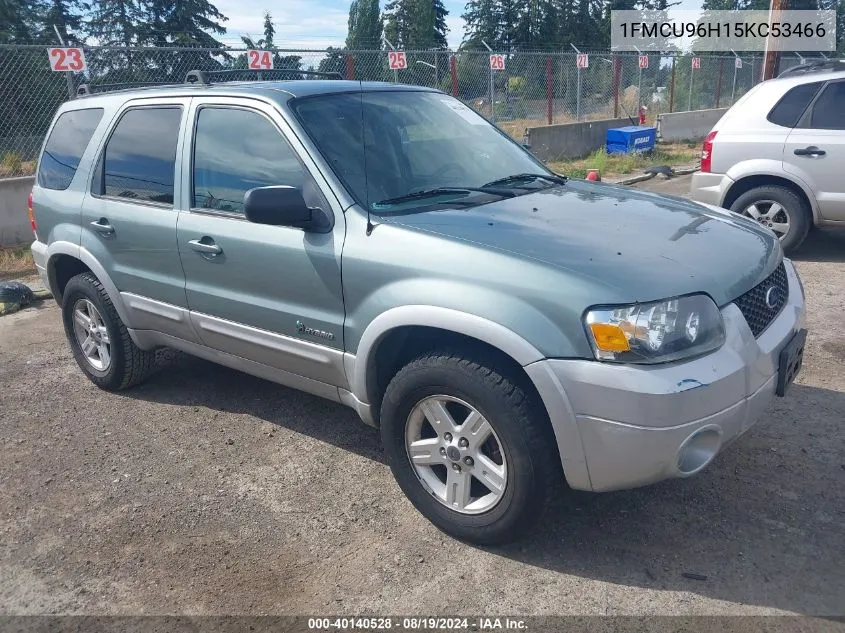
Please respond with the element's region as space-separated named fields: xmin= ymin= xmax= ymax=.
xmin=212 ymin=0 xmax=469 ymax=50
xmin=211 ymin=0 xmax=706 ymax=51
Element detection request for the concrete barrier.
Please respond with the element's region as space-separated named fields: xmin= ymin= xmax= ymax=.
xmin=526 ymin=118 xmax=632 ymax=162
xmin=0 ymin=176 xmax=34 ymax=247
xmin=656 ymin=108 xmax=728 ymax=143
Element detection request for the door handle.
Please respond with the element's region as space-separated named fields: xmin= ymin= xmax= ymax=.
xmin=794 ymin=146 xmax=826 ymax=156
xmin=90 ymin=219 xmax=114 ymax=235
xmin=188 ymin=238 xmax=222 ymax=255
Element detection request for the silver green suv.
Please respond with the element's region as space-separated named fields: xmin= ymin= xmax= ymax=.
xmin=30 ymin=73 xmax=807 ymax=544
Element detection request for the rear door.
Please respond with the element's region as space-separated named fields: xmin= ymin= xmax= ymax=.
xmin=176 ymin=96 xmax=347 ymax=388
xmin=81 ymin=98 xmax=195 ymax=340
xmin=783 ymin=80 xmax=845 ymax=221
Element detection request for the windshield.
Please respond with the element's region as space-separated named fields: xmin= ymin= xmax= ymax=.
xmin=291 ymin=90 xmax=555 ymax=213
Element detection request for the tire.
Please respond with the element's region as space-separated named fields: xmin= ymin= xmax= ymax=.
xmin=380 ymin=350 xmax=560 ymax=545
xmin=730 ymin=185 xmax=811 ymax=253
xmin=61 ymin=272 xmax=154 ymax=390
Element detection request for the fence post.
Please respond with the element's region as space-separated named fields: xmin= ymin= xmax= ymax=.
xmin=546 ymin=56 xmax=553 ymax=125
xmin=613 ymin=55 xmax=621 ymax=118
xmin=345 ymin=54 xmax=355 ymax=81
xmin=715 ymin=57 xmax=723 ymax=107
xmin=450 ymin=55 xmax=458 ymax=97
xmin=688 ymin=63 xmax=694 ymax=111
xmin=669 ymin=55 xmax=676 ymax=113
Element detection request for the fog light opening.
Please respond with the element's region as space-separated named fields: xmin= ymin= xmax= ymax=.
xmin=676 ymin=427 xmax=722 ymax=476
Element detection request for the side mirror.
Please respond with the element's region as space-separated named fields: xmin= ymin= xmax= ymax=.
xmin=243 ymin=186 xmax=331 ymax=232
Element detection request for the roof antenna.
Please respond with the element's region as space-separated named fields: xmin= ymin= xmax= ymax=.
xmin=359 ymin=91 xmax=374 ymax=236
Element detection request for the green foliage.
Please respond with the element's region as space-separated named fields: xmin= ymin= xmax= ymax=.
xmin=383 ymin=0 xmax=449 ymax=49
xmin=346 ymin=0 xmax=383 ymax=49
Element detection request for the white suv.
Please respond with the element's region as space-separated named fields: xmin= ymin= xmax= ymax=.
xmin=690 ymin=61 xmax=845 ymax=252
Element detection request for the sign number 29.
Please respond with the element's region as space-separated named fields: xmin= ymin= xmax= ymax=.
xmin=48 ymin=47 xmax=86 ymax=72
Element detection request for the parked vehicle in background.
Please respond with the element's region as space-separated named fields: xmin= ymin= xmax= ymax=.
xmin=30 ymin=71 xmax=806 ymax=545
xmin=690 ymin=61 xmax=845 ymax=252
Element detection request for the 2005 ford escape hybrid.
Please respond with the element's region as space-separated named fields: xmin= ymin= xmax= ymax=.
xmin=30 ymin=71 xmax=807 ymax=544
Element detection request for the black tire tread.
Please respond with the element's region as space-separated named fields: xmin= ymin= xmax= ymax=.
xmin=381 ymin=347 xmax=560 ymax=544
xmin=64 ymin=272 xmax=154 ymax=390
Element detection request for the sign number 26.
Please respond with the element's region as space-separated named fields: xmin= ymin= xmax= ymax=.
xmin=48 ymin=47 xmax=86 ymax=72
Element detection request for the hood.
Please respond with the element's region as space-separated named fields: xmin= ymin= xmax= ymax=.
xmin=378 ymin=180 xmax=781 ymax=306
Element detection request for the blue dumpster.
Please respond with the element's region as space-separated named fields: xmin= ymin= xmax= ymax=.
xmin=606 ymin=126 xmax=656 ymax=155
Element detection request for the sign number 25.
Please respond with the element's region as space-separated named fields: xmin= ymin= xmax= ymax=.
xmin=48 ymin=47 xmax=86 ymax=72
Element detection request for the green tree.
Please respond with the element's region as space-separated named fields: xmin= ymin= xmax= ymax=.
xmin=383 ymin=0 xmax=448 ymax=49
xmin=346 ymin=0 xmax=383 ymax=49
xmin=160 ymin=0 xmax=227 ymax=48
xmin=39 ymin=0 xmax=88 ymax=44
xmin=0 ymin=0 xmax=42 ymax=43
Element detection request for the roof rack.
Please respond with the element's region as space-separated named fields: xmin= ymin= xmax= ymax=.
xmin=184 ymin=68 xmax=344 ymax=84
xmin=77 ymin=81 xmax=175 ymax=96
xmin=778 ymin=60 xmax=845 ymax=77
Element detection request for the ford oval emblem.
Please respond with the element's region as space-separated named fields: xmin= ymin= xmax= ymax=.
xmin=765 ymin=286 xmax=780 ymax=309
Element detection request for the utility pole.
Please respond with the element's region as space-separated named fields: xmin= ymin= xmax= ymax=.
xmin=762 ymin=0 xmax=787 ymax=80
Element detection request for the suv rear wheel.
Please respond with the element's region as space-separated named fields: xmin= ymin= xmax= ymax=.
xmin=730 ymin=185 xmax=811 ymax=253
xmin=61 ymin=272 xmax=154 ymax=390
xmin=380 ymin=349 xmax=559 ymax=545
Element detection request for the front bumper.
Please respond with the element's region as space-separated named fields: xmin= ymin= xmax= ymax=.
xmin=528 ymin=259 xmax=806 ymax=492
xmin=689 ymin=170 xmax=733 ymax=207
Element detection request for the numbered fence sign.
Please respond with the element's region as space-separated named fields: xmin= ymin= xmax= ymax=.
xmin=489 ymin=54 xmax=505 ymax=71
xmin=638 ymin=55 xmax=649 ymax=69
xmin=576 ymin=53 xmax=589 ymax=69
xmin=692 ymin=57 xmax=701 ymax=70
xmin=388 ymin=51 xmax=407 ymax=70
xmin=735 ymin=57 xmax=743 ymax=69
xmin=48 ymin=47 xmax=86 ymax=72
xmin=247 ymin=50 xmax=273 ymax=70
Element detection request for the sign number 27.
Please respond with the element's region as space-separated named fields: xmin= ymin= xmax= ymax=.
xmin=48 ymin=47 xmax=86 ymax=72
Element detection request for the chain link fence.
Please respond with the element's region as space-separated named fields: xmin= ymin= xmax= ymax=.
xmin=1 ymin=44 xmax=794 ymax=178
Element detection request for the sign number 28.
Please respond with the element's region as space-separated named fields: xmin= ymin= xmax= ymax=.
xmin=48 ymin=47 xmax=86 ymax=72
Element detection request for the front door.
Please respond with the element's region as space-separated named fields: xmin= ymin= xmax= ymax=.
xmin=176 ymin=97 xmax=347 ymax=387
xmin=783 ymin=79 xmax=845 ymax=221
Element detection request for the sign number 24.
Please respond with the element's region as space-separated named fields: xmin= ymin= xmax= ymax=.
xmin=48 ymin=47 xmax=86 ymax=72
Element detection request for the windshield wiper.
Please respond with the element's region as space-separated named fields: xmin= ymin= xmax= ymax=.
xmin=373 ymin=187 xmax=514 ymax=208
xmin=481 ymin=173 xmax=568 ymax=189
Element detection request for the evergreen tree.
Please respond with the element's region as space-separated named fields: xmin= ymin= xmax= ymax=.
xmin=161 ymin=0 xmax=227 ymax=48
xmin=346 ymin=0 xmax=382 ymax=49
xmin=39 ymin=0 xmax=88 ymax=44
xmin=0 ymin=0 xmax=42 ymax=43
xmin=383 ymin=0 xmax=448 ymax=49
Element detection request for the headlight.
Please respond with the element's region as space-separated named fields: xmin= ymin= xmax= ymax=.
xmin=584 ymin=294 xmax=725 ymax=364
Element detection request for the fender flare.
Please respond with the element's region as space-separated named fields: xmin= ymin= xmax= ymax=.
xmin=45 ymin=240 xmax=135 ymax=331
xmin=347 ymin=305 xmax=545 ymax=405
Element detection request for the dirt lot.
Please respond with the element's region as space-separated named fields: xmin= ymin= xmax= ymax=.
xmin=1 ymin=183 xmax=844 ymax=616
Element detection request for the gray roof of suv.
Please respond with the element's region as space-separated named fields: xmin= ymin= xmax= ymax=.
xmin=75 ymin=80 xmax=433 ymax=103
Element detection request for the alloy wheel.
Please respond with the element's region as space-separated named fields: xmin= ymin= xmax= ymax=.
xmin=405 ymin=395 xmax=507 ymax=515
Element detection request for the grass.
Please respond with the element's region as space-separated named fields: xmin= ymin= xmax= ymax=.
xmin=0 ymin=245 xmax=35 ymax=281
xmin=0 ymin=152 xmax=36 ymax=178
xmin=549 ymin=142 xmax=700 ymax=180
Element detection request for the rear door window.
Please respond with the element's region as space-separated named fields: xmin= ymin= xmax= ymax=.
xmin=807 ymin=82 xmax=845 ymax=130
xmin=38 ymin=108 xmax=104 ymax=190
xmin=767 ymin=82 xmax=823 ymax=127
xmin=93 ymin=107 xmax=182 ymax=205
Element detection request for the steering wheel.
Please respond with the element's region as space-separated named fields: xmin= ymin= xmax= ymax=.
xmin=429 ymin=162 xmax=467 ymax=181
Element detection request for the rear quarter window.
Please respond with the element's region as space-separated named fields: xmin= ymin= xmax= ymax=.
xmin=767 ymin=82 xmax=823 ymax=128
xmin=37 ymin=108 xmax=104 ymax=190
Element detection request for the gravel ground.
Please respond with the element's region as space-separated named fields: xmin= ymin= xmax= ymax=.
xmin=1 ymin=208 xmax=844 ymax=617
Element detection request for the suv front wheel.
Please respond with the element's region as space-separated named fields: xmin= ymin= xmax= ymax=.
xmin=730 ymin=185 xmax=811 ymax=253
xmin=380 ymin=349 xmax=560 ymax=545
xmin=61 ymin=272 xmax=154 ymax=390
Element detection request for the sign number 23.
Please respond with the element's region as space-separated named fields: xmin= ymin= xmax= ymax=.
xmin=48 ymin=47 xmax=86 ymax=72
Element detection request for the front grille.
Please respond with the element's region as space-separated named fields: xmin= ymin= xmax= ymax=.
xmin=733 ymin=262 xmax=789 ymax=337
